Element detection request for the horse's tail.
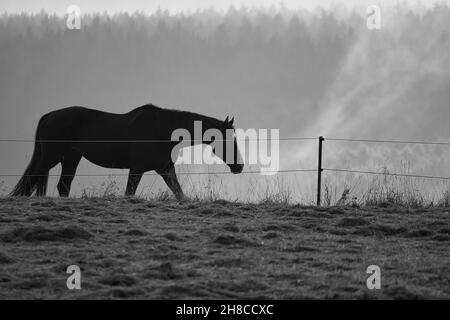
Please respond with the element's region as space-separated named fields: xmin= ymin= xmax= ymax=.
xmin=10 ymin=115 xmax=49 ymax=197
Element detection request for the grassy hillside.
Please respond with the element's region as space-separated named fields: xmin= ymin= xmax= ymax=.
xmin=0 ymin=197 xmax=449 ymax=299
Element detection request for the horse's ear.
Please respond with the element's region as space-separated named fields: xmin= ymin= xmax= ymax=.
xmin=224 ymin=116 xmax=229 ymax=125
xmin=230 ymin=117 xmax=234 ymax=126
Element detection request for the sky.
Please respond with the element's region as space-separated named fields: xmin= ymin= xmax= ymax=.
xmin=1 ymin=0 xmax=449 ymax=14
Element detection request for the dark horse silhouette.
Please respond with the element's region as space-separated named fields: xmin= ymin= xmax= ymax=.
xmin=10 ymin=104 xmax=244 ymax=199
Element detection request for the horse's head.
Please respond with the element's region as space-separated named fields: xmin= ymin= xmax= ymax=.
xmin=211 ymin=116 xmax=244 ymax=174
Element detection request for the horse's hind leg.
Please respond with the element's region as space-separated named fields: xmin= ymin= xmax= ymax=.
xmin=158 ymin=164 xmax=185 ymax=201
xmin=32 ymin=151 xmax=61 ymax=196
xmin=57 ymin=149 xmax=82 ymax=197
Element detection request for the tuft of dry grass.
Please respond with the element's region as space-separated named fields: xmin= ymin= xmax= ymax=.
xmin=322 ymin=164 xmax=450 ymax=208
xmin=81 ymin=177 xmax=121 ymax=198
xmin=3 ymin=161 xmax=449 ymax=209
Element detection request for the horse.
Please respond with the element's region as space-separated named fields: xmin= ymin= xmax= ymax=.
xmin=10 ymin=104 xmax=244 ymax=200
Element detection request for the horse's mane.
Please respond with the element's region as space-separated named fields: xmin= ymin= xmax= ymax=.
xmin=135 ymin=103 xmax=229 ymax=129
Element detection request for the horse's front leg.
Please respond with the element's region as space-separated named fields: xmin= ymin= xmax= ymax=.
xmin=125 ymin=169 xmax=143 ymax=196
xmin=158 ymin=164 xmax=185 ymax=201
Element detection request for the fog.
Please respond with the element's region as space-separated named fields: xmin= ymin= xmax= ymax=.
xmin=0 ymin=4 xmax=449 ymax=201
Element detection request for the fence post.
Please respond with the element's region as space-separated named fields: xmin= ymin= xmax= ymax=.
xmin=317 ymin=136 xmax=324 ymax=206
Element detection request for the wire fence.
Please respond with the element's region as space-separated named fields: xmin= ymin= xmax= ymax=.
xmin=1 ymin=135 xmax=450 ymax=204
xmin=0 ymin=137 xmax=317 ymax=143
xmin=325 ymin=137 xmax=450 ymax=146
xmin=2 ymin=137 xmax=450 ymax=144
xmin=319 ymin=138 xmax=450 ymax=182
xmin=316 ymin=136 xmax=450 ymax=204
xmin=323 ymin=168 xmax=450 ymax=181
xmin=0 ymin=169 xmax=317 ymax=178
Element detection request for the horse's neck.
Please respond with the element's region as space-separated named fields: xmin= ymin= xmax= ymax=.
xmin=182 ymin=113 xmax=223 ymax=144
xmin=140 ymin=107 xmax=223 ymax=142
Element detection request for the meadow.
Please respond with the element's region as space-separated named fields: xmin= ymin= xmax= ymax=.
xmin=0 ymin=194 xmax=448 ymax=299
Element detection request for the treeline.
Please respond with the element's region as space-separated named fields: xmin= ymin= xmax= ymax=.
xmin=0 ymin=7 xmax=359 ymax=40
xmin=1 ymin=6 xmax=449 ymax=137
xmin=0 ymin=8 xmax=359 ymax=136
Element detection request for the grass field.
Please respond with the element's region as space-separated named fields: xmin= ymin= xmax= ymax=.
xmin=0 ymin=196 xmax=449 ymax=299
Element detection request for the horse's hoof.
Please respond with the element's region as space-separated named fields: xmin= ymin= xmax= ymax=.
xmin=177 ymin=197 xmax=189 ymax=204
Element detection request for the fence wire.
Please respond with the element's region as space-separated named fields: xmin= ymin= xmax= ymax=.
xmin=324 ymin=168 xmax=450 ymax=181
xmin=0 ymin=137 xmax=317 ymax=143
xmin=0 ymin=169 xmax=317 ymax=178
xmin=325 ymin=137 xmax=450 ymax=146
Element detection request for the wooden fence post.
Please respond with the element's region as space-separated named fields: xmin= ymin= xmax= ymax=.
xmin=317 ymin=136 xmax=324 ymax=206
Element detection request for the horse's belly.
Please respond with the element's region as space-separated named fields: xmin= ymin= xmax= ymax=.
xmin=75 ymin=144 xmax=130 ymax=169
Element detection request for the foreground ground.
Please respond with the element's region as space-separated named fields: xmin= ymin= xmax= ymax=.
xmin=0 ymin=197 xmax=449 ymax=299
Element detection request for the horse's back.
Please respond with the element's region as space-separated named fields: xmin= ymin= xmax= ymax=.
xmin=43 ymin=106 xmax=119 ymax=124
xmin=39 ymin=106 xmax=133 ymax=139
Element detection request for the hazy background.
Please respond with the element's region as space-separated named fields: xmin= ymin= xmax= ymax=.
xmin=1 ymin=0 xmax=445 ymax=15
xmin=1 ymin=0 xmax=450 ymax=202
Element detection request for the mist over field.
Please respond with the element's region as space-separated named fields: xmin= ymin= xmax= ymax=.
xmin=1 ymin=3 xmax=450 ymax=201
